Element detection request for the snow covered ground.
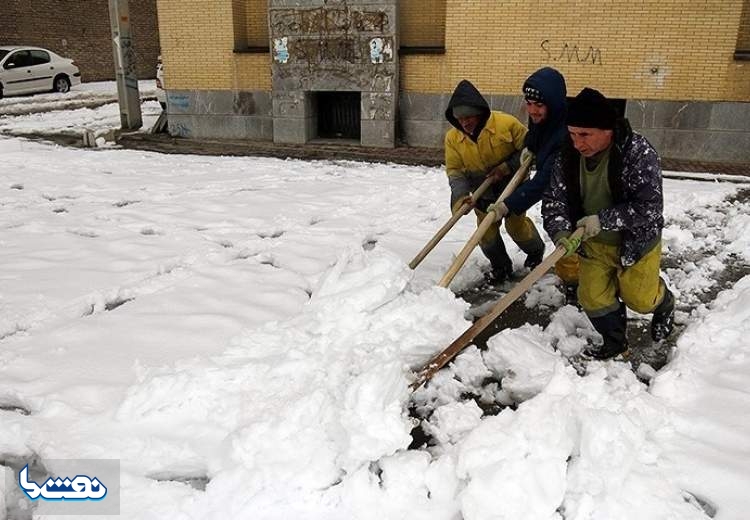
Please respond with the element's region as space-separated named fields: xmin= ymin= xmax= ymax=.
xmin=1 ymin=84 xmax=750 ymax=519
xmin=0 ymin=80 xmax=161 ymax=139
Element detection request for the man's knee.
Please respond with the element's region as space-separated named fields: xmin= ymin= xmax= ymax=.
xmin=620 ymin=243 xmax=664 ymax=313
xmin=578 ymin=279 xmax=617 ymax=314
xmin=579 ymin=293 xmax=619 ymax=316
xmin=504 ymin=214 xmax=537 ymax=243
xmin=477 ymin=214 xmax=501 ymax=247
xmin=622 ymin=282 xmax=663 ymax=314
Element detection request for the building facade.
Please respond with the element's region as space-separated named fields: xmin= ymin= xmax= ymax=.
xmin=1 ymin=0 xmax=160 ymax=82
xmin=157 ymin=0 xmax=750 ymax=163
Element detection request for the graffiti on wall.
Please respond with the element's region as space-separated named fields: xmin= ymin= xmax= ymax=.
xmin=541 ymin=39 xmax=603 ymax=65
xmin=270 ymin=8 xmax=389 ymax=35
xmin=293 ymin=37 xmax=358 ymax=64
xmin=363 ymin=92 xmax=394 ymax=119
xmin=273 ymin=37 xmax=289 ymax=63
xmin=369 ymin=38 xmax=393 ymax=64
xmin=268 ymin=4 xmax=395 ymax=92
xmin=274 ymin=37 xmax=395 ymax=66
xmin=118 ymin=36 xmax=138 ymax=77
xmin=167 ymin=93 xmax=190 ymax=111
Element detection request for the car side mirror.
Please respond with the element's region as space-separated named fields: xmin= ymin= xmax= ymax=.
xmin=4 ymin=62 xmax=16 ymax=69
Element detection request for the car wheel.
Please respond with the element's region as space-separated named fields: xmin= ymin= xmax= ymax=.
xmin=53 ymin=75 xmax=71 ymax=93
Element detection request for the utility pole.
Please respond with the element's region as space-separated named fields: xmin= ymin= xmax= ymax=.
xmin=109 ymin=0 xmax=142 ymax=129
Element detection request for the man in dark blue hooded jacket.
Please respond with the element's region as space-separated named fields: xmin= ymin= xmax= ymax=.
xmin=494 ymin=67 xmax=580 ymax=303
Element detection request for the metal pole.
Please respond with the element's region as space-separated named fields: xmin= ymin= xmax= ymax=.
xmin=109 ymin=0 xmax=142 ymax=130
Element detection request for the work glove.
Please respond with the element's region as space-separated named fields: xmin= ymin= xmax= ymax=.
xmin=521 ymin=147 xmax=535 ymax=166
xmin=486 ymin=201 xmax=509 ymax=222
xmin=576 ymin=215 xmax=601 ymax=240
xmin=487 ymin=162 xmax=511 ymax=181
xmin=556 ymin=235 xmax=582 ymax=257
xmin=451 ymin=194 xmax=475 ymax=215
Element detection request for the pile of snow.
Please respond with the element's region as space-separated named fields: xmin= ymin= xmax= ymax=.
xmin=1 ymin=130 xmax=749 ymax=519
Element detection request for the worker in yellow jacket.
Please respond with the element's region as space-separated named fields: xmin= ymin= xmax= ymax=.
xmin=445 ymin=79 xmax=545 ymax=282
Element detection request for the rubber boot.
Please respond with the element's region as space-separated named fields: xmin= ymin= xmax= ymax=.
xmin=480 ymin=237 xmax=513 ymax=283
xmin=586 ymin=302 xmax=628 ymax=360
xmin=651 ymin=288 xmax=675 ymax=342
xmin=518 ymin=227 xmax=546 ymax=270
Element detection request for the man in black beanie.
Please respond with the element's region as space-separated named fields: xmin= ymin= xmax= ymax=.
xmin=541 ymin=87 xmax=676 ymax=359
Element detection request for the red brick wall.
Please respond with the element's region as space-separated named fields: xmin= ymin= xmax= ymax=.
xmin=0 ymin=0 xmax=159 ymax=81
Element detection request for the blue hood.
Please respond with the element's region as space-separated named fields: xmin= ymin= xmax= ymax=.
xmin=502 ymin=67 xmax=567 ymax=215
xmin=523 ymin=67 xmax=567 ymax=156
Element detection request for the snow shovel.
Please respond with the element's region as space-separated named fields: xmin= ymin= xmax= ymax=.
xmin=437 ymin=156 xmax=533 ymax=288
xmin=408 ymin=175 xmax=496 ymax=270
xmin=411 ymin=227 xmax=585 ymax=391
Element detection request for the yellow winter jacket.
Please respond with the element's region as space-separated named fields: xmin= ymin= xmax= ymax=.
xmin=445 ymin=111 xmax=527 ymax=178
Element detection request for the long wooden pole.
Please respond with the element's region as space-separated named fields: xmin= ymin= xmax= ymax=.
xmin=437 ymin=157 xmax=532 ymax=288
xmin=408 ymin=176 xmax=496 ymax=270
xmin=411 ymin=228 xmax=584 ymax=391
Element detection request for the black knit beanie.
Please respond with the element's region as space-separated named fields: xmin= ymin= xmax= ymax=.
xmin=523 ymin=84 xmax=544 ymax=103
xmin=566 ymin=87 xmax=617 ymax=129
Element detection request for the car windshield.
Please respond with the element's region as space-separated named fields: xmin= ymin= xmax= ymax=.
xmin=0 ymin=50 xmax=9 ymax=61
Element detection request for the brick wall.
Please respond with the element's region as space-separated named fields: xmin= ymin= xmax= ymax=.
xmin=400 ymin=0 xmax=750 ymax=102
xmin=737 ymin=0 xmax=750 ymax=51
xmin=0 ymin=0 xmax=159 ymax=82
xmin=157 ymin=0 xmax=271 ymax=90
xmin=156 ymin=0 xmax=749 ymax=101
xmin=246 ymin=0 xmax=269 ymax=48
xmin=399 ymin=0 xmax=445 ymax=47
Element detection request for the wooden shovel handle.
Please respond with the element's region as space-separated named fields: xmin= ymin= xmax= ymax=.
xmin=437 ymin=156 xmax=532 ymax=288
xmin=411 ymin=227 xmax=584 ymax=391
xmin=408 ymin=176 xmax=496 ymax=270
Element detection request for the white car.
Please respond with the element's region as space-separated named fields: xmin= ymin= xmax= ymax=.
xmin=155 ymin=54 xmax=166 ymax=109
xmin=0 ymin=46 xmax=81 ymax=99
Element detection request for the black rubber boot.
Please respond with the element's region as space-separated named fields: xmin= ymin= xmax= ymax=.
xmin=651 ymin=288 xmax=675 ymax=342
xmin=523 ymin=248 xmax=545 ymax=270
xmin=518 ymin=229 xmax=546 ymax=270
xmin=586 ymin=302 xmax=628 ymax=360
xmin=480 ymin=238 xmax=513 ymax=283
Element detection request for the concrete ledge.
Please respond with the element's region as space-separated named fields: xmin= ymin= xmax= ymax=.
xmin=115 ymin=132 xmax=749 ymax=176
xmin=164 ymin=90 xmax=749 ymax=165
xmin=168 ymin=114 xmax=272 ymax=140
xmin=399 ymin=119 xmax=448 ymax=148
xmin=361 ymin=119 xmax=395 ymax=147
xmin=630 ymin=99 xmax=750 ymax=163
xmin=166 ymin=90 xmax=272 ymax=117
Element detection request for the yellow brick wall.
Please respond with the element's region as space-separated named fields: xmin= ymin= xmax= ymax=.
xmin=737 ymin=0 xmax=750 ymax=50
xmin=156 ymin=0 xmax=270 ymax=91
xmin=246 ymin=0 xmax=268 ymax=48
xmin=157 ymin=0 xmax=748 ymax=100
xmin=401 ymin=0 xmax=750 ymax=101
xmin=232 ymin=0 xmax=247 ymax=48
xmin=400 ymin=0 xmax=446 ymax=47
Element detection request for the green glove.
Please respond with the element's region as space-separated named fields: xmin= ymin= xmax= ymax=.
xmin=557 ymin=235 xmax=581 ymax=257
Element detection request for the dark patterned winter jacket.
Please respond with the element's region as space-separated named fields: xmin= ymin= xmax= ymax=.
xmin=541 ymin=118 xmax=663 ymax=267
